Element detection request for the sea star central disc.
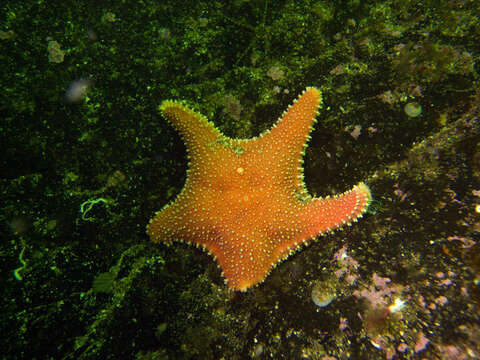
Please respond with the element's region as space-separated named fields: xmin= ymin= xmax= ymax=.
xmin=147 ymin=87 xmax=371 ymax=291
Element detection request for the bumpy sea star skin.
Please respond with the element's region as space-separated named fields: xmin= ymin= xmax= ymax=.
xmin=147 ymin=87 xmax=371 ymax=291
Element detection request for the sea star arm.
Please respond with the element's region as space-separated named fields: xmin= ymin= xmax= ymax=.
xmin=257 ymin=87 xmax=323 ymax=193
xmin=261 ymin=87 xmax=322 ymax=159
xmin=160 ymin=100 xmax=225 ymax=154
xmin=296 ymin=182 xmax=372 ymax=242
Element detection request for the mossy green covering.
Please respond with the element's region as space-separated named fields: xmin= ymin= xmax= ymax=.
xmin=1 ymin=0 xmax=479 ymax=358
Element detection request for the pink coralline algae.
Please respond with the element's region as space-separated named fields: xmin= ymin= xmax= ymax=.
xmin=447 ymin=235 xmax=475 ymax=248
xmin=353 ymin=273 xmax=397 ymax=308
xmin=333 ymin=246 xmax=360 ymax=285
xmin=436 ymin=344 xmax=468 ymax=360
xmin=347 ymin=124 xmax=362 ymax=139
xmin=414 ymin=332 xmax=430 ymax=353
xmin=372 ymin=273 xmax=391 ymax=288
xmin=434 ymin=295 xmax=448 ymax=306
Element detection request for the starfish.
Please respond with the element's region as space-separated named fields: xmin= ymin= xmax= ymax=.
xmin=147 ymin=87 xmax=371 ymax=291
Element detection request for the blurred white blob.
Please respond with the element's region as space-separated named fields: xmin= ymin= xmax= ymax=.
xmin=65 ymin=78 xmax=92 ymax=103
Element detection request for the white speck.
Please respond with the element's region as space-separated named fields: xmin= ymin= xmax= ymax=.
xmin=388 ymin=297 xmax=406 ymax=313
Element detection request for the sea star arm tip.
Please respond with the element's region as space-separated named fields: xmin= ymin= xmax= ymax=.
xmin=298 ymin=182 xmax=372 ymax=240
xmin=159 ymin=99 xmax=224 ymax=150
xmin=262 ymin=86 xmax=323 ymax=158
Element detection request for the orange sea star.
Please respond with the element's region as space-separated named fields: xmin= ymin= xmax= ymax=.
xmin=147 ymin=87 xmax=371 ymax=291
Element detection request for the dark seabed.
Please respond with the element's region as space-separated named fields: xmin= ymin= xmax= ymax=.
xmin=1 ymin=1 xmax=479 ymax=359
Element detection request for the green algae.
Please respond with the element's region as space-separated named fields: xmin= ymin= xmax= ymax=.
xmin=1 ymin=0 xmax=479 ymax=359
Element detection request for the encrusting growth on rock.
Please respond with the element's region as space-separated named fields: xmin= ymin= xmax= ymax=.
xmin=147 ymin=87 xmax=371 ymax=291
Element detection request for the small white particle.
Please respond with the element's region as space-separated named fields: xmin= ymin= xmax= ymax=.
xmin=388 ymin=297 xmax=406 ymax=313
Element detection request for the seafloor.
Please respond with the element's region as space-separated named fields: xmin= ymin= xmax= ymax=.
xmin=1 ymin=1 xmax=479 ymax=359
